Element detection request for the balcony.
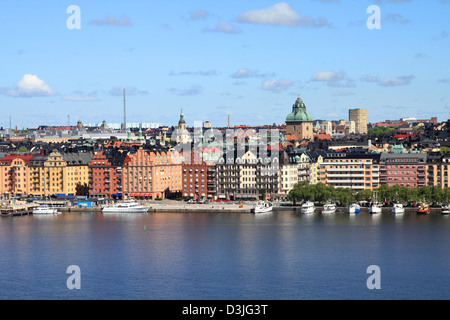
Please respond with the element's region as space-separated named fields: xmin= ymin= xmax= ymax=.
xmin=327 ymin=179 xmax=365 ymax=184
xmin=326 ymin=168 xmax=364 ymax=172
xmin=327 ymin=174 xmax=364 ymax=178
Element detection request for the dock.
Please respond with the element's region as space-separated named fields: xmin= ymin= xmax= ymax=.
xmin=0 ymin=204 xmax=37 ymax=217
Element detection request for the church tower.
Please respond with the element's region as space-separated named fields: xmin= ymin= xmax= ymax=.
xmin=285 ymin=96 xmax=314 ymax=141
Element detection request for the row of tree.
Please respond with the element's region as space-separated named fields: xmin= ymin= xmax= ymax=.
xmin=287 ymin=181 xmax=450 ymax=205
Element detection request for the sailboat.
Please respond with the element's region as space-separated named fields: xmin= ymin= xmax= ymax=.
xmin=347 ymin=178 xmax=360 ymax=214
xmin=33 ymin=184 xmax=59 ymax=215
xmin=369 ymin=191 xmax=382 ymax=214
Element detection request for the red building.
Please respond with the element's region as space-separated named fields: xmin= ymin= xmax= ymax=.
xmin=88 ymin=151 xmax=123 ymax=199
xmin=182 ymin=150 xmax=212 ymax=200
xmin=379 ymin=153 xmax=427 ymax=188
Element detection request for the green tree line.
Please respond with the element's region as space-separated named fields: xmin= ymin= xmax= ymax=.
xmin=287 ymin=181 xmax=450 ymax=204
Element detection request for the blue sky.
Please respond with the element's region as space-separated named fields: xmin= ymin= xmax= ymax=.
xmin=0 ymin=0 xmax=449 ymax=129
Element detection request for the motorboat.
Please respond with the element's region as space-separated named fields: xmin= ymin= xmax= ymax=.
xmin=347 ymin=203 xmax=360 ymax=214
xmin=33 ymin=204 xmax=59 ymax=215
xmin=102 ymin=200 xmax=150 ymax=213
xmin=301 ymin=201 xmax=315 ymax=214
xmin=392 ymin=203 xmax=405 ymax=214
xmin=417 ymin=203 xmax=431 ymax=215
xmin=252 ymin=201 xmax=273 ymax=214
xmin=322 ymin=203 xmax=336 ymax=214
xmin=441 ymin=204 xmax=450 ymax=215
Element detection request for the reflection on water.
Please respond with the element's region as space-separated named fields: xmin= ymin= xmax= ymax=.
xmin=0 ymin=209 xmax=449 ymax=300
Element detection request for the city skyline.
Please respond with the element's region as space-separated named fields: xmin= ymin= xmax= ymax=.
xmin=1 ymin=1 xmax=449 ymax=129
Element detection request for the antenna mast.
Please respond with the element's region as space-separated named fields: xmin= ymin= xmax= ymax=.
xmin=123 ymin=88 xmax=127 ymax=132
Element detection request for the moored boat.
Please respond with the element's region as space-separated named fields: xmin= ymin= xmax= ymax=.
xmin=441 ymin=204 xmax=450 ymax=215
xmin=347 ymin=203 xmax=360 ymax=214
xmin=322 ymin=203 xmax=336 ymax=214
xmin=301 ymin=201 xmax=315 ymax=214
xmin=392 ymin=203 xmax=405 ymax=214
xmin=102 ymin=200 xmax=150 ymax=213
xmin=369 ymin=191 xmax=382 ymax=214
xmin=417 ymin=203 xmax=431 ymax=215
xmin=33 ymin=204 xmax=59 ymax=215
xmin=369 ymin=203 xmax=382 ymax=214
xmin=252 ymin=201 xmax=273 ymax=214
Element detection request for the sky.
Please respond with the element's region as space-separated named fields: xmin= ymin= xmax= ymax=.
xmin=0 ymin=0 xmax=449 ymax=129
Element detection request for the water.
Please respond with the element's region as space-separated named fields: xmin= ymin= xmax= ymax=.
xmin=0 ymin=209 xmax=449 ymax=300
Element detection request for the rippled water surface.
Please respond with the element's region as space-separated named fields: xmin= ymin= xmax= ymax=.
xmin=0 ymin=209 xmax=449 ymax=300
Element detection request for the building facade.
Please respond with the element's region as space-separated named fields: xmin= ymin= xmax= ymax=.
xmin=379 ymin=153 xmax=427 ymax=188
xmin=182 ymin=150 xmax=210 ymax=200
xmin=319 ymin=153 xmax=381 ymax=191
xmin=88 ymin=151 xmax=123 ymax=199
xmin=0 ymin=153 xmax=35 ymax=198
xmin=285 ymin=96 xmax=313 ymax=141
xmin=349 ymin=108 xmax=368 ymax=135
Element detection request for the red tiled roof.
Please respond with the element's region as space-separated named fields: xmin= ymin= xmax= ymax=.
xmin=0 ymin=153 xmax=36 ymax=165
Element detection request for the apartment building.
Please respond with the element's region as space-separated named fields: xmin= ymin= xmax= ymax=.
xmin=182 ymin=149 xmax=212 ymax=200
xmin=379 ymin=153 xmax=427 ymax=188
xmin=425 ymin=152 xmax=450 ymax=188
xmin=88 ymin=151 xmax=126 ymax=199
xmin=63 ymin=152 xmax=91 ymax=196
xmin=0 ymin=153 xmax=36 ymax=198
xmin=216 ymin=149 xmax=280 ymax=201
xmin=319 ymin=152 xmax=381 ymax=191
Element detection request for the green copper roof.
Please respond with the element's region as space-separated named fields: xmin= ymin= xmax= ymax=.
xmin=286 ymin=96 xmax=313 ymax=122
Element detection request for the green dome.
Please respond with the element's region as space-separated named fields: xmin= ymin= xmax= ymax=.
xmin=286 ymin=97 xmax=313 ymax=123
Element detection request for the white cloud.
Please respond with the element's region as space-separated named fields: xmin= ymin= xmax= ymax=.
xmin=0 ymin=74 xmax=56 ymax=98
xmin=237 ymin=2 xmax=328 ymax=27
xmin=168 ymin=85 xmax=203 ymax=96
xmin=261 ymin=79 xmax=293 ymax=93
xmin=379 ymin=75 xmax=415 ymax=87
xmin=190 ymin=10 xmax=209 ymax=20
xmin=312 ymin=71 xmax=345 ymax=82
xmin=231 ymin=68 xmax=275 ymax=78
xmin=204 ymin=21 xmax=241 ymax=34
xmin=109 ymin=86 xmax=148 ymax=96
xmin=311 ymin=71 xmax=355 ymax=88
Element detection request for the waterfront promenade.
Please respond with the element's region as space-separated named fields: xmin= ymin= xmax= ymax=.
xmin=65 ymin=200 xmax=256 ymax=213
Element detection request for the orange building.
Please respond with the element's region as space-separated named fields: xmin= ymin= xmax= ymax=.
xmin=0 ymin=153 xmax=36 ymax=198
xmin=122 ymin=148 xmax=183 ymax=199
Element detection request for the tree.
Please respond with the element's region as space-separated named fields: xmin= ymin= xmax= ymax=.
xmin=75 ymin=183 xmax=89 ymax=196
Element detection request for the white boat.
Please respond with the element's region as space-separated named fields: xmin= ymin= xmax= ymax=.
xmin=369 ymin=192 xmax=382 ymax=214
xmin=102 ymin=200 xmax=150 ymax=213
xmin=369 ymin=204 xmax=382 ymax=214
xmin=301 ymin=201 xmax=315 ymax=214
xmin=252 ymin=201 xmax=273 ymax=214
xmin=33 ymin=204 xmax=59 ymax=215
xmin=322 ymin=203 xmax=336 ymax=214
xmin=441 ymin=204 xmax=450 ymax=215
xmin=392 ymin=203 xmax=405 ymax=214
xmin=347 ymin=203 xmax=360 ymax=214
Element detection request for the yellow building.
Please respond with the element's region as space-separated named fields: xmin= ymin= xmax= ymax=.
xmin=319 ymin=153 xmax=380 ymax=191
xmin=63 ymin=152 xmax=91 ymax=195
xmin=309 ymin=154 xmax=323 ymax=185
xmin=28 ymin=150 xmax=91 ymax=197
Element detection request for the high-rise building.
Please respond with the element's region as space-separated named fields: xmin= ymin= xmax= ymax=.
xmin=349 ymin=108 xmax=368 ymax=134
